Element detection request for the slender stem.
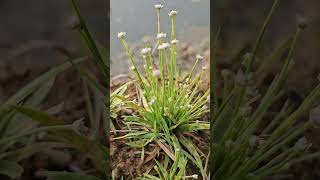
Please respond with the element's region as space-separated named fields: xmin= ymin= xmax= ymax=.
xmin=246 ymin=0 xmax=282 ymax=73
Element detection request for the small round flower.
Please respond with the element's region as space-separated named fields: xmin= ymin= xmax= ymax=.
xmin=158 ymin=43 xmax=170 ymax=50
xmin=187 ymin=104 xmax=192 ymax=108
xmin=141 ymin=47 xmax=151 ymax=55
xmin=192 ymin=174 xmax=198 ymax=179
xmin=162 ymin=43 xmax=170 ymax=49
xmin=143 ymin=64 xmax=147 ymax=68
xmin=176 ymin=148 xmax=180 ymax=152
xmin=168 ymin=10 xmax=178 ymax=17
xmin=117 ymin=32 xmax=126 ymax=39
xmin=171 ymin=39 xmax=179 ymax=44
xmin=196 ymin=54 xmax=204 ymax=60
xmin=130 ymin=66 xmax=135 ymax=70
xmin=152 ymin=70 xmax=161 ymax=77
xmin=296 ymin=14 xmax=308 ymax=29
xmin=150 ymin=98 xmax=156 ymax=105
xmin=155 ymin=4 xmax=163 ymax=9
xmin=149 ymin=66 xmax=153 ymax=70
xmin=157 ymin=32 xmax=167 ymax=39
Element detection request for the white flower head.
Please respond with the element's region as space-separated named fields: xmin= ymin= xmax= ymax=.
xmin=171 ymin=39 xmax=179 ymax=44
xmin=155 ymin=4 xmax=163 ymax=9
xmin=192 ymin=174 xmax=198 ymax=179
xmin=196 ymin=54 xmax=204 ymax=60
xmin=149 ymin=66 xmax=153 ymax=70
xmin=143 ymin=64 xmax=147 ymax=68
xmin=141 ymin=47 xmax=151 ymax=55
xmin=168 ymin=10 xmax=178 ymax=17
xmin=162 ymin=43 xmax=170 ymax=49
xmin=150 ymin=98 xmax=156 ymax=105
xmin=117 ymin=32 xmax=126 ymax=39
xmin=130 ymin=66 xmax=135 ymax=70
xmin=157 ymin=32 xmax=167 ymax=39
xmin=152 ymin=70 xmax=161 ymax=77
xmin=158 ymin=43 xmax=170 ymax=50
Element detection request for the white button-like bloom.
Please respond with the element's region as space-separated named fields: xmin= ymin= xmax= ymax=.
xmin=157 ymin=32 xmax=167 ymax=39
xmin=155 ymin=4 xmax=163 ymax=9
xmin=171 ymin=39 xmax=179 ymax=44
xmin=143 ymin=64 xmax=147 ymax=68
xmin=150 ymin=98 xmax=156 ymax=105
xmin=130 ymin=66 xmax=135 ymax=70
xmin=158 ymin=43 xmax=170 ymax=50
xmin=168 ymin=10 xmax=178 ymax=17
xmin=117 ymin=32 xmax=126 ymax=39
xmin=192 ymin=174 xmax=198 ymax=179
xmin=152 ymin=69 xmax=161 ymax=77
xmin=149 ymin=66 xmax=153 ymax=70
xmin=141 ymin=47 xmax=151 ymax=55
xmin=196 ymin=54 xmax=204 ymax=60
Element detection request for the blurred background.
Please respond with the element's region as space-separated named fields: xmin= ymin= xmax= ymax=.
xmin=214 ymin=0 xmax=320 ymax=179
xmin=0 ymin=0 xmax=107 ymax=179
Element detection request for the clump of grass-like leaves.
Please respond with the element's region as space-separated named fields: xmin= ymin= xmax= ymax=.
xmin=113 ymin=3 xmax=209 ymax=179
xmin=210 ymin=0 xmax=320 ymax=179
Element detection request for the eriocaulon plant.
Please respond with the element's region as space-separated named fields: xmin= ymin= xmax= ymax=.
xmin=210 ymin=0 xmax=320 ymax=179
xmin=115 ymin=3 xmax=209 ymax=179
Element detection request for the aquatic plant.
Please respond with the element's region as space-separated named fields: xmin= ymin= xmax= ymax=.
xmin=210 ymin=0 xmax=320 ymax=179
xmin=114 ymin=3 xmax=210 ymax=179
